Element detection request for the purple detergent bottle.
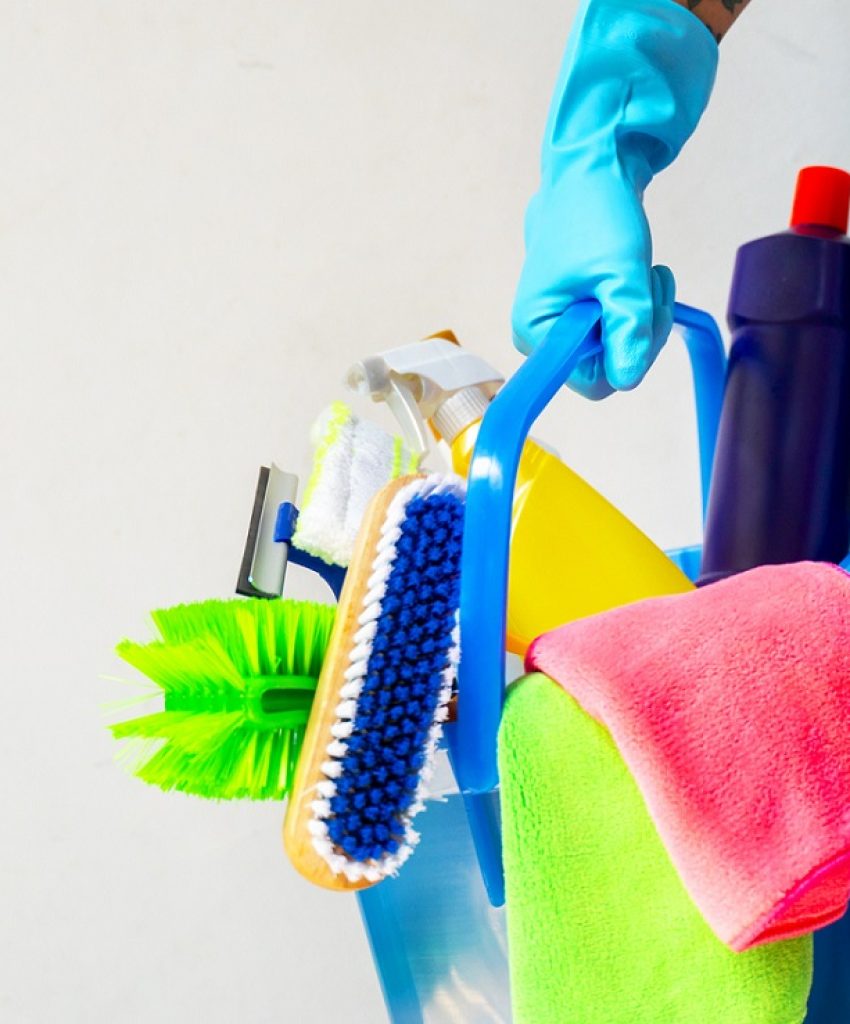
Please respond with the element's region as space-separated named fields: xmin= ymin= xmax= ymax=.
xmin=699 ymin=166 xmax=850 ymax=585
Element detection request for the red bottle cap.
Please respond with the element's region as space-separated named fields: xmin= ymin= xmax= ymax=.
xmin=790 ymin=166 xmax=850 ymax=234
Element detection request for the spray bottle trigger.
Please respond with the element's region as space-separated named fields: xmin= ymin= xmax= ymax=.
xmin=345 ymin=357 xmax=430 ymax=457
xmin=386 ymin=377 xmax=430 ymax=457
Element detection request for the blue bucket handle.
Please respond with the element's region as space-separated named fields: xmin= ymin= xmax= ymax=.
xmin=454 ymin=300 xmax=727 ymax=799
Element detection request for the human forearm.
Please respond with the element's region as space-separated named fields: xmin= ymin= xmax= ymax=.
xmin=673 ymin=0 xmax=753 ymax=41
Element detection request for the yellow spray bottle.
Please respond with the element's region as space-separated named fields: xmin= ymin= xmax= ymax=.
xmin=347 ymin=334 xmax=692 ymax=655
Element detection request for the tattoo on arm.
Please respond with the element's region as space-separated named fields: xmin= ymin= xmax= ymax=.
xmin=674 ymin=0 xmax=752 ymax=40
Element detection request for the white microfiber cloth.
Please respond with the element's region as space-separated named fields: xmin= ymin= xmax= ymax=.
xmin=292 ymin=402 xmax=420 ymax=566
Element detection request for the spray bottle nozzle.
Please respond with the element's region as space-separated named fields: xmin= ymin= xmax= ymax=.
xmin=346 ymin=337 xmax=504 ymax=455
xmin=346 ymin=357 xmax=431 ymax=455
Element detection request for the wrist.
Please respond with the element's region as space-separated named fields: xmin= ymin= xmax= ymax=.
xmin=670 ymin=0 xmax=749 ymax=42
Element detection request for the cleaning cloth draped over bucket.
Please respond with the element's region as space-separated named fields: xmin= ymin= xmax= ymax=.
xmin=499 ymin=674 xmax=812 ymax=1024
xmin=527 ymin=561 xmax=850 ymax=952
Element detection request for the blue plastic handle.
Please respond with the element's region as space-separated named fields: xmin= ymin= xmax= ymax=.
xmin=445 ymin=728 xmax=506 ymax=906
xmin=670 ymin=303 xmax=727 ymax=519
xmin=454 ymin=300 xmax=727 ymax=797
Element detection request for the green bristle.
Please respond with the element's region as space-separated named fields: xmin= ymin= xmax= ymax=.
xmin=111 ymin=598 xmax=335 ymax=800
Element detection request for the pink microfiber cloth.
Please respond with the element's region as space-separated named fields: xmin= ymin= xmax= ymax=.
xmin=526 ymin=561 xmax=850 ymax=952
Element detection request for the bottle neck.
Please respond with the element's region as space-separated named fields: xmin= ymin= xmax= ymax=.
xmin=790 ymin=224 xmax=849 ymax=241
xmin=430 ymin=386 xmax=491 ymax=445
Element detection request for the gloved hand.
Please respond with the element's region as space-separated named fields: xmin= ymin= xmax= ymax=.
xmin=512 ymin=0 xmax=718 ymax=399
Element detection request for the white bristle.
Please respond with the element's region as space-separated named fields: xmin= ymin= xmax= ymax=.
xmin=370 ymin=547 xmax=397 ymax=572
xmin=339 ymin=679 xmax=363 ymax=700
xmin=312 ymin=836 xmax=334 ymax=858
xmin=357 ymin=603 xmax=382 ymax=626
xmin=377 ymin=521 xmax=402 ymax=544
xmin=349 ymin=641 xmax=372 ymax=664
xmin=330 ymin=720 xmax=354 ymax=740
xmin=340 ymin=862 xmax=362 ymax=883
xmin=335 ymin=699 xmax=357 ymax=720
xmin=326 ymin=851 xmax=347 ymax=875
xmin=353 ymin=621 xmax=377 ymax=646
xmin=363 ymin=583 xmax=387 ymax=607
xmin=384 ymin=494 xmax=409 ymax=519
xmin=370 ymin=554 xmax=394 ymax=578
xmin=344 ymin=660 xmax=368 ymax=683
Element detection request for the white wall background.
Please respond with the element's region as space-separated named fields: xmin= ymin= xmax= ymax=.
xmin=1 ymin=2 xmax=848 ymax=1021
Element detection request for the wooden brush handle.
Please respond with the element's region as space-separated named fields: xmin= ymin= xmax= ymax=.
xmin=283 ymin=475 xmax=423 ymax=891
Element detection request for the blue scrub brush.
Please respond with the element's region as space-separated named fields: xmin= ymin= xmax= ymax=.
xmin=283 ymin=472 xmax=464 ymax=890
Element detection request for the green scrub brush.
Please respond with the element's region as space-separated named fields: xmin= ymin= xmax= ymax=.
xmin=111 ymin=597 xmax=335 ymax=800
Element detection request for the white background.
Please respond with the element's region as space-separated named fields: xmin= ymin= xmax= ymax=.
xmin=2 ymin=1 xmax=849 ymax=1021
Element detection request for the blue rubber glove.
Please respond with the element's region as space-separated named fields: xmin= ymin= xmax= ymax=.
xmin=512 ymin=0 xmax=718 ymax=399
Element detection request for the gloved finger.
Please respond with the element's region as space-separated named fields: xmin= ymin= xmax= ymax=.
xmin=566 ymin=364 xmax=616 ymax=400
xmin=512 ymin=278 xmax=614 ymax=399
xmin=511 ymin=304 xmax=547 ymax=357
xmin=565 ymin=336 xmax=615 ymax=401
xmin=650 ymin=263 xmax=676 ymax=353
xmin=511 ymin=260 xmax=565 ymax=357
xmin=569 ymin=266 xmax=675 ymax=398
xmin=595 ymin=264 xmax=659 ymax=392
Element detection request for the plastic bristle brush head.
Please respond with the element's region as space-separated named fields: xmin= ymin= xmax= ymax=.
xmin=283 ymin=473 xmax=464 ymax=891
xmin=110 ymin=598 xmax=335 ymax=800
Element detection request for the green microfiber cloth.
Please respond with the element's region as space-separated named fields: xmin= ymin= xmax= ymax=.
xmin=498 ymin=673 xmax=813 ymax=1024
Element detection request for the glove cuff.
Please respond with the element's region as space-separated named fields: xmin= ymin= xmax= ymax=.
xmin=541 ymin=0 xmax=718 ymax=188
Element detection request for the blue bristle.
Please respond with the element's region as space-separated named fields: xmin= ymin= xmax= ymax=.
xmin=325 ymin=490 xmax=463 ymax=864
